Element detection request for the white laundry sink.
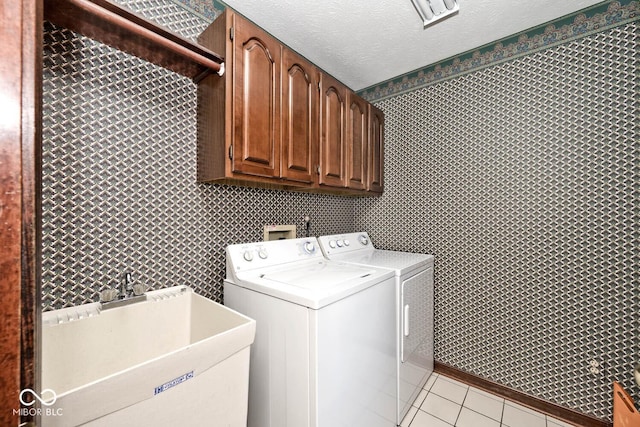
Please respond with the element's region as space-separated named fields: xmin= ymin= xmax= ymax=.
xmin=40 ymin=286 xmax=255 ymax=427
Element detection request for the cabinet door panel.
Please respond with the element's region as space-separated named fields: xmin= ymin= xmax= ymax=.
xmin=282 ymin=50 xmax=317 ymax=183
xmin=232 ymin=14 xmax=281 ymax=178
xmin=347 ymin=93 xmax=367 ymax=190
xmin=368 ymin=103 xmax=384 ymax=193
xmin=319 ymin=74 xmax=346 ymax=187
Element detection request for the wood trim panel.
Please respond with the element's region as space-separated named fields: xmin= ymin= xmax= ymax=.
xmin=196 ymin=9 xmax=231 ymax=182
xmin=434 ymin=361 xmax=612 ymax=427
xmin=0 ymin=0 xmax=25 ymax=419
xmin=1 ymin=0 xmax=40 ymax=425
xmin=21 ymin=0 xmax=43 ymax=425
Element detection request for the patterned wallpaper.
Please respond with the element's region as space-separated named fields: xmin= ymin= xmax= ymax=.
xmin=355 ymin=14 xmax=639 ymax=423
xmin=42 ymin=0 xmax=638 ymax=423
xmin=41 ymin=0 xmax=355 ymax=310
xmin=360 ymin=0 xmax=639 ymax=102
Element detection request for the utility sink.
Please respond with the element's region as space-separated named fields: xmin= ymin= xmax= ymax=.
xmin=41 ymin=286 xmax=256 ymax=427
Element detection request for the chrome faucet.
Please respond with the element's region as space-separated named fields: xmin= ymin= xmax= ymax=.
xmin=101 ymin=270 xmax=146 ymax=310
xmin=122 ymin=271 xmax=133 ymax=299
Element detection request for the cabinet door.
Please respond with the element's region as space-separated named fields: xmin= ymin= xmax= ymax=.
xmin=346 ymin=93 xmax=368 ymax=190
xmin=319 ymin=73 xmax=347 ymax=188
xmin=231 ymin=13 xmax=281 ymax=178
xmin=281 ymin=49 xmax=317 ymax=184
xmin=368 ymin=103 xmax=384 ymax=193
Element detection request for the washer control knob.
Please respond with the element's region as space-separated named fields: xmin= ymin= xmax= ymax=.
xmin=304 ymin=241 xmax=316 ymax=254
xmin=329 ymin=240 xmax=336 ymax=249
xmin=243 ymin=250 xmax=254 ymax=262
xmin=336 ymin=240 xmax=344 ymax=247
xmin=344 ymin=239 xmax=350 ymax=246
xmin=358 ymin=235 xmax=369 ymax=246
xmin=258 ymin=249 xmax=268 ymax=259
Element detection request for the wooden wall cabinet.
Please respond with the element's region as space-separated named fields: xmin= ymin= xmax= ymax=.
xmin=368 ymin=103 xmax=385 ymax=193
xmin=198 ymin=10 xmax=280 ymax=185
xmin=197 ymin=8 xmax=383 ymax=195
xmin=346 ymin=92 xmax=368 ymax=191
xmin=230 ymin=12 xmax=281 ymax=180
xmin=197 ymin=9 xmax=316 ymax=187
xmin=317 ymin=75 xmax=384 ymax=194
xmin=281 ymin=49 xmax=318 ymax=184
xmin=318 ymin=72 xmax=347 ymax=188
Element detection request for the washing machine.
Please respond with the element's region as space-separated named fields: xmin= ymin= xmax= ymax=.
xmin=224 ymin=237 xmax=397 ymax=427
xmin=317 ymin=232 xmax=434 ymax=426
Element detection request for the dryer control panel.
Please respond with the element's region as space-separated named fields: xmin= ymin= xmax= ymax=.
xmin=317 ymin=232 xmax=375 ymax=257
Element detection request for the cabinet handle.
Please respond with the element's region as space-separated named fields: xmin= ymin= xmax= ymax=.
xmin=228 ymin=145 xmax=233 ymax=160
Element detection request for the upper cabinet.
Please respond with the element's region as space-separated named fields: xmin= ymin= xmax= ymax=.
xmin=368 ymin=104 xmax=385 ymax=193
xmin=318 ymin=73 xmax=347 ymax=189
xmin=197 ymin=8 xmax=383 ymax=195
xmin=197 ymin=10 xmax=283 ymax=185
xmin=346 ymin=92 xmax=369 ymax=191
xmin=230 ymin=13 xmax=281 ymax=179
xmin=281 ymin=49 xmax=318 ymax=184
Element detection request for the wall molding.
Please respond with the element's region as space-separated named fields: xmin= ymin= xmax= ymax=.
xmin=167 ymin=0 xmax=225 ymax=21
xmin=359 ymin=0 xmax=639 ymax=102
xmin=435 ymin=362 xmax=612 ymax=427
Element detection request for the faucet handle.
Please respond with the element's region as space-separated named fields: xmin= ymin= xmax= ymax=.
xmin=100 ymin=288 xmax=118 ymax=303
xmin=132 ymin=284 xmax=146 ymax=296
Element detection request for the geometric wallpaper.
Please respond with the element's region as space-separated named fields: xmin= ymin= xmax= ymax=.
xmin=41 ymin=0 xmax=355 ymax=310
xmin=359 ymin=0 xmax=639 ymax=102
xmin=42 ymin=0 xmax=637 ymax=424
xmin=355 ymin=19 xmax=639 ymax=423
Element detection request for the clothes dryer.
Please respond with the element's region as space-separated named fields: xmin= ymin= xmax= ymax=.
xmin=225 ymin=237 xmax=397 ymax=427
xmin=317 ymin=232 xmax=434 ymax=426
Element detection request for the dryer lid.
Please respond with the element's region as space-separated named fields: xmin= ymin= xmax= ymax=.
xmin=330 ymin=250 xmax=433 ymax=276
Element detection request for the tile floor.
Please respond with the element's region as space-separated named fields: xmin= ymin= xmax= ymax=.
xmin=401 ymin=373 xmax=576 ymax=427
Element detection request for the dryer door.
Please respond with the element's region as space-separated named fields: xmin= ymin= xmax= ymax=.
xmin=400 ymin=268 xmax=433 ymax=363
xmin=399 ymin=268 xmax=434 ymax=420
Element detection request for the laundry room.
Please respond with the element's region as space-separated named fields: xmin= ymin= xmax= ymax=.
xmin=2 ymin=0 xmax=638 ymax=426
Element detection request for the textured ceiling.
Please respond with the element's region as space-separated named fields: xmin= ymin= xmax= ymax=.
xmin=221 ymin=0 xmax=606 ymax=91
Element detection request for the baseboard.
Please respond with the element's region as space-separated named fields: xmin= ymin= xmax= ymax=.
xmin=434 ymin=361 xmax=612 ymax=427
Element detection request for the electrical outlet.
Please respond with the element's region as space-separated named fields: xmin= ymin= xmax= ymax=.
xmin=589 ymin=360 xmax=600 ymax=374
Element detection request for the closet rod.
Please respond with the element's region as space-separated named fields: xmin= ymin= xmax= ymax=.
xmin=45 ymin=0 xmax=225 ymax=79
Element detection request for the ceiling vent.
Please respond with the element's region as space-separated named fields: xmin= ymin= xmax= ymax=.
xmin=411 ymin=0 xmax=459 ymax=28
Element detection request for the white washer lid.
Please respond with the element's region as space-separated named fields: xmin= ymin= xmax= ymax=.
xmin=262 ymin=262 xmax=378 ymax=288
xmin=231 ymin=260 xmax=394 ymax=309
